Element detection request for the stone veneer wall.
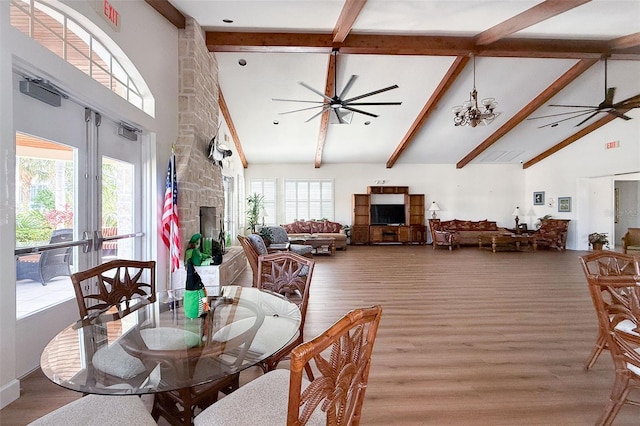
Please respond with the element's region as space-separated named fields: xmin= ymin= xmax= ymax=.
xmin=175 ymin=17 xmax=223 ymax=247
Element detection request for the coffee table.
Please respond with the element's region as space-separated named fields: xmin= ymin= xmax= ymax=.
xmin=289 ymin=236 xmax=336 ymax=255
xmin=478 ymin=233 xmax=537 ymax=253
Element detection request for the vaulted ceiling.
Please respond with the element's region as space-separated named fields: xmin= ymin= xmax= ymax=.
xmin=145 ymin=0 xmax=640 ymax=169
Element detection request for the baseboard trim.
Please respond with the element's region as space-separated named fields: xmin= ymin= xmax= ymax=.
xmin=0 ymin=379 xmax=21 ymax=409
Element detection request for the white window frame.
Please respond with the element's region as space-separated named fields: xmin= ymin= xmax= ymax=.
xmin=284 ymin=179 xmax=334 ymax=223
xmin=249 ymin=179 xmax=276 ymax=226
xmin=9 ymin=0 xmax=153 ymax=115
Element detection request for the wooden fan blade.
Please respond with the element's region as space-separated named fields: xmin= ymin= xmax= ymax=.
xmin=338 ymin=75 xmax=358 ymax=100
xmin=527 ymin=108 xmax=597 ymax=120
xmin=607 ymin=110 xmax=632 ymax=120
xmin=612 ymin=93 xmax=640 ymax=109
xmin=536 ymin=110 xmax=602 ymax=128
xmin=305 ymin=106 xmax=330 ymax=122
xmin=341 ymin=105 xmax=379 ymax=118
xmin=548 ymin=104 xmax=600 ymax=108
xmin=298 ymin=81 xmax=333 ymax=102
xmin=342 ymin=85 xmax=399 ymax=103
xmin=574 ymin=110 xmax=601 ymax=127
xmin=278 ymin=104 xmax=327 ymax=115
xmin=348 ymin=102 xmax=403 ymax=106
xmin=272 ymin=98 xmax=325 ymax=104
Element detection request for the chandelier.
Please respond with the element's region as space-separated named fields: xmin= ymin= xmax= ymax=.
xmin=452 ymin=55 xmax=499 ymax=127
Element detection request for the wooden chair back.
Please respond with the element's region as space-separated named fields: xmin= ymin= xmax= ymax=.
xmin=255 ymin=251 xmax=315 ymax=372
xmin=588 ymin=273 xmax=640 ymax=425
xmin=70 ymin=259 xmax=156 ymax=319
xmin=579 ymin=252 xmax=640 ymax=370
xmin=287 ymin=305 xmax=383 ymax=426
xmin=238 ymin=235 xmax=260 ymax=286
xmin=623 ymin=228 xmax=640 ymax=254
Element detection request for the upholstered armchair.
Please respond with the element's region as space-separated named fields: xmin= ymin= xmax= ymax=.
xmin=428 ymin=220 xmax=460 ymax=251
xmin=262 ymin=226 xmax=313 ymax=257
xmin=534 ymin=219 xmax=570 ymax=251
xmin=622 ymin=228 xmax=640 ymax=254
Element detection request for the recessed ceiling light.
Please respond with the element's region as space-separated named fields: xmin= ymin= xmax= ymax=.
xmin=273 ymin=120 xmax=279 ymax=125
xmin=238 ymin=59 xmax=247 ymax=66
xmin=222 ymin=19 xmax=233 ymax=24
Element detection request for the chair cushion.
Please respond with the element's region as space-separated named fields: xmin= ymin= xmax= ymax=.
xmin=28 ymin=394 xmax=156 ymax=425
xmin=247 ymin=234 xmax=269 ymax=255
xmin=266 ymin=226 xmax=289 ymax=244
xmin=92 ymin=328 xmax=201 ymax=379
xmin=194 ymin=369 xmax=324 ymax=426
xmin=290 ymin=244 xmax=313 ymax=256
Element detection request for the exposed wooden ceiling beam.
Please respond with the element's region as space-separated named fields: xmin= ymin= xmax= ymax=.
xmin=456 ymin=58 xmax=599 ymax=169
xmin=144 ymin=0 xmax=185 ymax=29
xmin=218 ymin=89 xmax=248 ymax=168
xmin=315 ymin=54 xmax=336 ymax=168
xmin=333 ymin=0 xmax=367 ymax=45
xmin=475 ymin=0 xmax=591 ymax=46
xmin=609 ymin=32 xmax=640 ymax=50
xmin=523 ymin=104 xmax=635 ymax=168
xmin=386 ymin=56 xmax=470 ymax=168
xmin=205 ymin=32 xmax=640 ymax=59
xmin=206 ymin=32 xmax=334 ymax=53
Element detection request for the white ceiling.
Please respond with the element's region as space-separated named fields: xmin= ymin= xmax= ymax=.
xmin=165 ymin=0 xmax=640 ymax=168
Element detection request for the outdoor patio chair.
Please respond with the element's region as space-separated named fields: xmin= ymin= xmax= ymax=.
xmin=16 ymin=228 xmax=73 ymax=285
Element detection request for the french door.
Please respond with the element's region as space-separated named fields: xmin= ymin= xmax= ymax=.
xmin=13 ymin=70 xmax=144 ymax=319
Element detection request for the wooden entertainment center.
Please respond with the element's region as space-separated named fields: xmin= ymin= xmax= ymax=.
xmin=351 ymin=186 xmax=426 ymax=245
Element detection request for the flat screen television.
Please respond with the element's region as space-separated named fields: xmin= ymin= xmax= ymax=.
xmin=370 ymin=204 xmax=405 ymax=225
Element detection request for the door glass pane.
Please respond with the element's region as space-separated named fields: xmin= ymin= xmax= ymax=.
xmin=15 ymin=132 xmax=76 ymax=318
xmin=101 ymin=156 xmax=134 ymax=261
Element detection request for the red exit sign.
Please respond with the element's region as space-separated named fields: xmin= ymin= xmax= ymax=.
xmin=605 ymin=140 xmax=620 ymax=149
xmin=98 ymin=0 xmax=120 ymax=31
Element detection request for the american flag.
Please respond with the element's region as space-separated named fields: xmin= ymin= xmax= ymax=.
xmin=161 ymin=154 xmax=181 ymax=272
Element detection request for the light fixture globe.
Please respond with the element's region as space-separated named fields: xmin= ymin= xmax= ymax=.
xmin=452 ymin=56 xmax=500 ymax=127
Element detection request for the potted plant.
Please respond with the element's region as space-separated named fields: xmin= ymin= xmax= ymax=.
xmin=210 ymin=240 xmax=223 ymax=265
xmin=246 ymin=193 xmax=264 ymax=233
xmin=588 ymin=232 xmax=609 ymax=250
xmin=535 ymin=214 xmax=553 ymax=230
xmin=258 ymin=227 xmax=273 ymax=247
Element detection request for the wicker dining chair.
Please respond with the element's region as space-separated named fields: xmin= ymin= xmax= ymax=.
xmin=194 ymin=305 xmax=383 ymax=426
xmin=238 ymin=234 xmax=264 ymax=287
xmin=70 ymin=259 xmax=156 ymax=319
xmin=254 ymin=251 xmax=315 ymax=375
xmin=588 ymin=273 xmax=640 ymax=425
xmin=579 ymin=252 xmax=640 ymax=370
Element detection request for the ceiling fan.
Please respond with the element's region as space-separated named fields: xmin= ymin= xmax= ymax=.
xmin=528 ymin=56 xmax=640 ymax=128
xmin=272 ymin=51 xmax=401 ymax=124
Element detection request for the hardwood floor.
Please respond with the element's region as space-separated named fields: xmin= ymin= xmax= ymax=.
xmin=2 ymin=245 xmax=638 ymax=425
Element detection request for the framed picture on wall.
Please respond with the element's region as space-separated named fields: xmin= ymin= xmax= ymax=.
xmin=558 ymin=197 xmax=571 ymax=212
xmin=533 ymin=191 xmax=545 ymax=205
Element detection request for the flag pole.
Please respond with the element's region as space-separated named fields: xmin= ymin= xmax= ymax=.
xmin=169 ymin=144 xmax=175 ymax=291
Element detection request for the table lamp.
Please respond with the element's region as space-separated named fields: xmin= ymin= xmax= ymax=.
xmin=512 ymin=206 xmax=521 ymax=234
xmin=428 ymin=201 xmax=441 ymax=219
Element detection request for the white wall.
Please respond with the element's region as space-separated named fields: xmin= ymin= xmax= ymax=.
xmin=524 ymin=109 xmax=640 ymax=250
xmin=244 ymin=163 xmax=525 ymax=228
xmin=244 ymin=113 xmax=639 ymax=251
xmin=0 ymin=0 xmax=179 ymax=407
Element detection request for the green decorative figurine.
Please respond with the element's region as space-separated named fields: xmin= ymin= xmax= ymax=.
xmin=184 ymin=233 xmax=212 ymax=267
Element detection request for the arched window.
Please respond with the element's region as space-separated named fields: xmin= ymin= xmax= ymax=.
xmin=10 ymin=0 xmax=154 ymax=116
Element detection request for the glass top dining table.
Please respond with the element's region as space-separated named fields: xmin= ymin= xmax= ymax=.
xmin=40 ymin=285 xmax=301 ymax=395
